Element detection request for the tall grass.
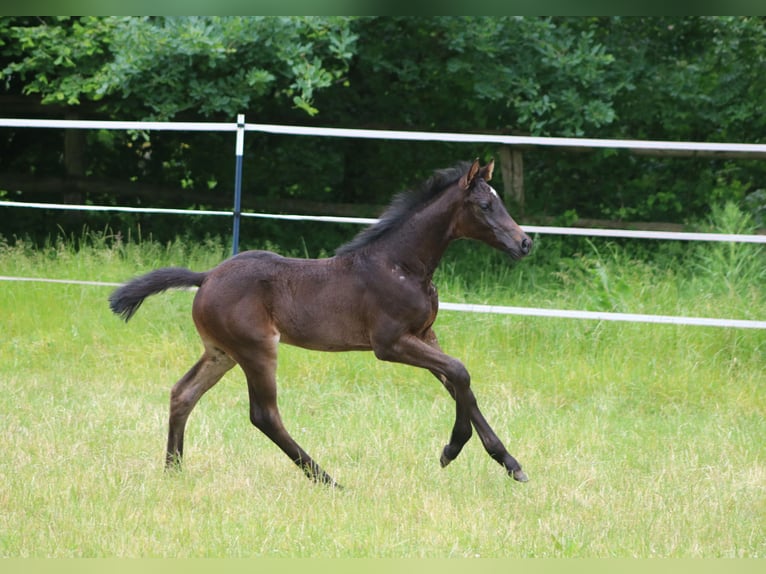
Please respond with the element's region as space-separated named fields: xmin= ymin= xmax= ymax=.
xmin=0 ymin=206 xmax=763 ymax=557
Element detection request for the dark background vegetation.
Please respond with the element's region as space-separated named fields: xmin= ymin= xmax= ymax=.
xmin=1 ymin=16 xmax=765 ymax=254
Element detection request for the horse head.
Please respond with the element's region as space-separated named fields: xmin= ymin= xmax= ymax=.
xmin=454 ymin=158 xmax=532 ymax=260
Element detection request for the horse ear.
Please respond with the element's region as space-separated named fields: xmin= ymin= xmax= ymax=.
xmin=460 ymin=158 xmax=481 ymax=190
xmin=480 ymin=158 xmax=495 ymax=181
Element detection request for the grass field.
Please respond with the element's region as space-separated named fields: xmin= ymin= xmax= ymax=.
xmin=0 ymin=218 xmax=764 ymax=557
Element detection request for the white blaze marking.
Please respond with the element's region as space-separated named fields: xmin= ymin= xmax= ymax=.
xmin=489 ymin=186 xmax=499 ymax=198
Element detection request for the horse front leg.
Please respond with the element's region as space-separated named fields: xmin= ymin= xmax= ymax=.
xmin=436 ymin=376 xmax=472 ymax=468
xmin=421 ymin=330 xmax=473 ymax=467
xmin=434 ymin=370 xmax=527 ymax=481
xmin=422 ymin=331 xmax=526 ymax=480
xmin=374 ymin=330 xmax=528 ymax=482
xmin=469 ymin=401 xmax=528 ymax=482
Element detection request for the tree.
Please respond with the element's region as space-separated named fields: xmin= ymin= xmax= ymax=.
xmin=529 ymin=16 xmax=766 ymax=221
xmin=308 ymin=16 xmax=626 ymax=207
xmin=1 ymin=16 xmax=358 ymax=119
xmin=1 ymin=16 xmax=764 ymax=249
xmin=327 ymin=16 xmax=621 ymax=137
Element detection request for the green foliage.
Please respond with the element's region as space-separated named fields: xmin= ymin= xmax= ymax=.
xmin=339 ymin=17 xmax=621 ymax=137
xmin=744 ymin=189 xmax=766 ymax=227
xmin=2 ymin=16 xmax=766 ymax=244
xmin=1 ymin=16 xmax=115 ymax=106
xmin=507 ymin=17 xmax=766 ymax=223
xmin=1 ymin=16 xmax=357 ymax=119
xmin=597 ymin=17 xmax=766 ymax=142
xmin=690 ymin=202 xmax=766 ymax=293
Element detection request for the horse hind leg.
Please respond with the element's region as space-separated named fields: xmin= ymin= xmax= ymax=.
xmin=233 ymin=339 xmax=340 ymax=488
xmin=166 ymin=346 xmax=235 ymax=468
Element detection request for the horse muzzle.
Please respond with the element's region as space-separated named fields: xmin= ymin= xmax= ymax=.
xmin=520 ymin=235 xmax=533 ymax=256
xmin=503 ymin=233 xmax=532 ymax=260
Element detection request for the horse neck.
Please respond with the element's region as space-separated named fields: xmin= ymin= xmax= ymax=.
xmin=378 ymin=184 xmax=461 ymax=279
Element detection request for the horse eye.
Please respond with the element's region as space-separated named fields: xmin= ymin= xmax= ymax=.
xmin=479 ymin=201 xmax=491 ymax=212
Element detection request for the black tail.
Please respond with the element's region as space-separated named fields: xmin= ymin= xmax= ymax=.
xmin=109 ymin=267 xmax=207 ymax=322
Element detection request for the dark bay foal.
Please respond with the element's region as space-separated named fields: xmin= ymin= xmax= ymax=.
xmin=109 ymin=159 xmax=532 ymax=486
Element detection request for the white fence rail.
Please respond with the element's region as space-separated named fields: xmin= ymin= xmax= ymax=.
xmin=5 ymin=117 xmax=766 ymax=153
xmin=2 ymin=200 xmax=765 ymax=244
xmin=1 ymin=116 xmax=764 ymax=329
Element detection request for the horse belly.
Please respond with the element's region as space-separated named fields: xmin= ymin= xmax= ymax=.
xmin=276 ymin=303 xmax=372 ymax=352
xmin=271 ymin=281 xmax=372 ymax=352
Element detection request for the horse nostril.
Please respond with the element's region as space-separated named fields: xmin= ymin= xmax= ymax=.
xmin=521 ymin=237 xmax=532 ymax=254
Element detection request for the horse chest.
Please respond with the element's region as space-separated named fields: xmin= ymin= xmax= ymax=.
xmin=399 ymin=279 xmax=439 ymax=329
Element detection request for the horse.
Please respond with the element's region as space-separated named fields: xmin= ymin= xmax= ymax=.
xmin=109 ymin=158 xmax=533 ymax=487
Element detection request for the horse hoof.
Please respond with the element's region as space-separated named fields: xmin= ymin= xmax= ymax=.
xmin=439 ymin=447 xmax=452 ymax=468
xmin=512 ymin=469 xmax=529 ymax=482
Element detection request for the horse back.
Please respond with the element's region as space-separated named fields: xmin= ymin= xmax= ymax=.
xmin=193 ymin=250 xmax=373 ymax=352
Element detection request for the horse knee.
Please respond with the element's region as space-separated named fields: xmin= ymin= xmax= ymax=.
xmin=445 ymin=360 xmax=471 ymax=390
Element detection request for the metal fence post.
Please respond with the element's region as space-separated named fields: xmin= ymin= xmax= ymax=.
xmin=231 ymin=114 xmax=245 ymax=255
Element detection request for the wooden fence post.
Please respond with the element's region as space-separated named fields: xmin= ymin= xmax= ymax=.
xmin=63 ymin=110 xmax=86 ymax=205
xmin=498 ymin=145 xmax=524 ymax=216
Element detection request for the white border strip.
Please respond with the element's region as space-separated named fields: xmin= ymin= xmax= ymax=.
xmin=2 ymin=201 xmax=764 ymax=243
xmin=0 ymin=276 xmax=762 ymax=329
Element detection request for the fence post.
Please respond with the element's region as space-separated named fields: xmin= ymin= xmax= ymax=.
xmin=498 ymin=145 xmax=525 ymax=216
xmin=231 ymin=114 xmax=246 ymax=255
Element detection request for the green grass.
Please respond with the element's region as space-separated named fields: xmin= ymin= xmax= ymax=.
xmin=0 ymin=225 xmax=764 ymax=557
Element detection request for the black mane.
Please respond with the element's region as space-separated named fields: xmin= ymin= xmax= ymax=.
xmin=335 ymin=161 xmax=471 ymax=256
